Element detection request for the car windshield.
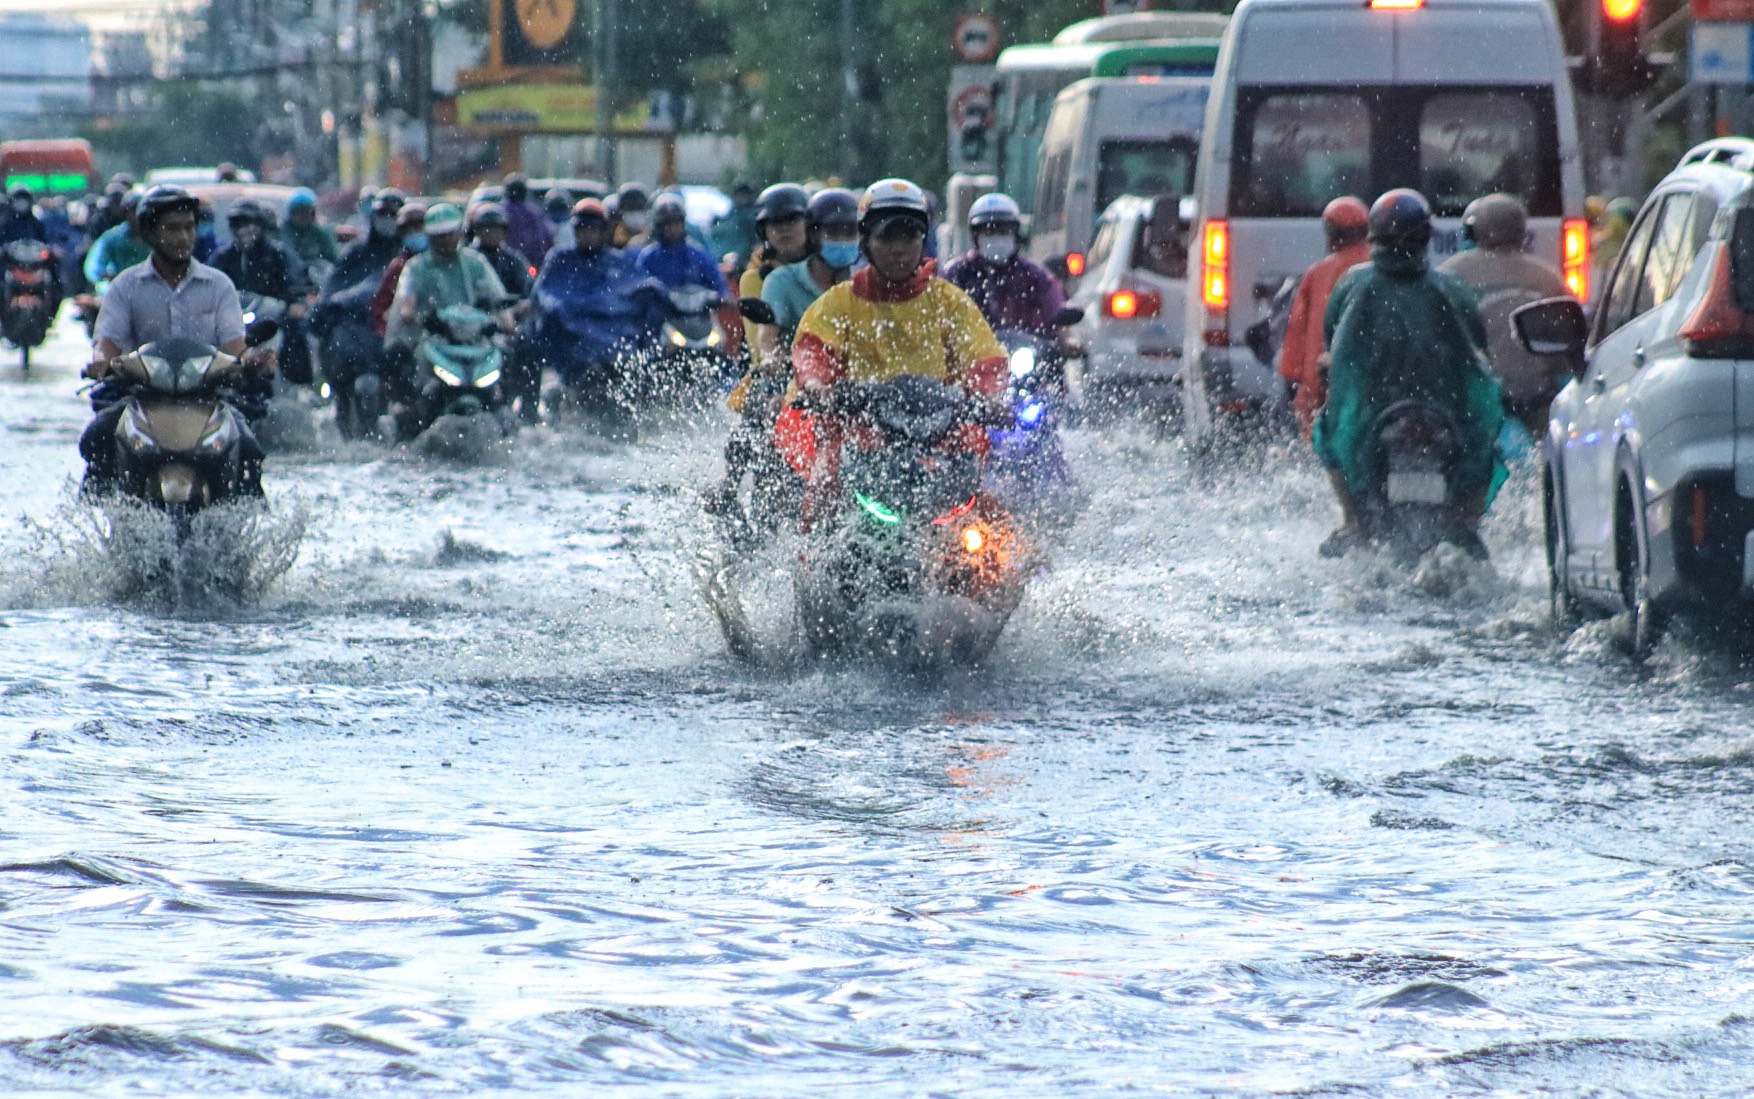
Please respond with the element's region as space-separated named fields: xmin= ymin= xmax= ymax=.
xmin=1230 ymin=85 xmax=1561 ymax=218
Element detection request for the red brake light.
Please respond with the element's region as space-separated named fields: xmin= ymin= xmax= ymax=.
xmin=1065 ymin=252 xmax=1086 ymax=278
xmin=1104 ymin=288 xmax=1161 ymax=320
xmin=1201 ymin=220 xmax=1229 ymax=310
xmin=1562 ymin=219 xmax=1589 ymax=301
xmin=1679 ymin=242 xmax=1754 ymax=357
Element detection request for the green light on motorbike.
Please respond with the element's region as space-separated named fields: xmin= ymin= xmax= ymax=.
xmin=854 ymin=491 xmax=902 ymax=526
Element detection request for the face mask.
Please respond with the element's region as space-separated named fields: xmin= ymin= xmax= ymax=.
xmin=978 ymin=234 xmax=1017 ymax=262
xmin=372 ymin=214 xmax=398 ymax=237
xmin=233 ymin=226 xmax=261 ymax=247
xmin=623 ymin=212 xmax=652 ymax=233
xmin=820 ymin=240 xmax=861 ymax=269
xmin=404 ymin=233 xmax=428 ymax=253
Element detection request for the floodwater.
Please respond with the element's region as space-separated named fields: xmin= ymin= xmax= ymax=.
xmin=4 ymin=319 xmax=1754 ymax=1098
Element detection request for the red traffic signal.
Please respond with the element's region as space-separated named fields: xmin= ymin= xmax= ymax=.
xmin=1589 ymin=0 xmax=1656 ymax=97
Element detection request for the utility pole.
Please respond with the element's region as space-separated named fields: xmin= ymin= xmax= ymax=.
xmin=840 ymin=0 xmax=856 ymax=182
xmin=594 ymin=0 xmax=617 ymax=183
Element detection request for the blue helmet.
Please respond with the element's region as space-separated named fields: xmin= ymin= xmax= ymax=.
xmin=287 ymin=187 xmax=318 ymax=212
xmin=1368 ymin=189 xmax=1432 ymax=252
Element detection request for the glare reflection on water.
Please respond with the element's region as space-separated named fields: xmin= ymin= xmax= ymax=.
xmin=4 ymin=328 xmax=1754 ymax=1096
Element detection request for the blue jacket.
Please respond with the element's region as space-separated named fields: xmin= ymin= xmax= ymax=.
xmin=530 ymin=244 xmax=667 ymax=377
xmin=635 ymin=238 xmax=728 ymax=297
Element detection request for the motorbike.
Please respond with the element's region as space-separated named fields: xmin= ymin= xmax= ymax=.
xmin=103 ymin=321 xmax=278 ymax=533
xmin=2 ymin=239 xmax=59 ymax=373
xmin=397 ymin=302 xmax=514 ymax=456
xmin=1358 ymin=399 xmax=1482 ymax=563
xmin=987 ymin=308 xmax=1085 ymax=531
xmin=795 ymin=375 xmax=1031 ymax=670
xmin=313 ymin=278 xmax=390 ymax=440
xmin=641 ymin=284 xmax=730 ymax=402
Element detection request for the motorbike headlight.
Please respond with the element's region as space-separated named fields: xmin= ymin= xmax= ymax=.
xmin=118 ymin=404 xmax=159 ymax=455
xmin=475 ymin=369 xmax=501 ymax=389
xmin=667 ymin=327 xmax=688 ymax=348
xmin=198 ymin=408 xmax=240 ymax=454
xmin=139 ymin=354 xmax=173 ymax=389
xmin=706 ymin=329 xmax=723 ymax=347
xmin=1009 ymin=346 xmax=1037 ymax=378
xmin=432 ymin=364 xmax=463 ymax=386
xmin=1018 ymin=400 xmax=1046 ymax=427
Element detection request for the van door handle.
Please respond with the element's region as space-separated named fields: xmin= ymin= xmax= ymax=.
xmin=1590 ymin=375 xmax=1606 ymax=395
xmin=1631 ymin=345 xmax=1646 ymax=368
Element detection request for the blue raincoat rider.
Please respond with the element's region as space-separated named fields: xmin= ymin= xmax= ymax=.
xmin=527 ymin=198 xmax=666 ymax=390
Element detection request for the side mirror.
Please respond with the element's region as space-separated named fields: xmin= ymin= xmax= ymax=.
xmin=1052 ymin=305 xmax=1085 ymax=327
xmin=244 ymin=318 xmax=280 ymax=347
xmin=737 ymin=296 xmax=776 ymax=325
xmin=1512 ymin=298 xmax=1587 ymax=372
xmin=1045 ymin=254 xmax=1071 ymax=280
xmin=1148 ymin=195 xmax=1186 ymax=250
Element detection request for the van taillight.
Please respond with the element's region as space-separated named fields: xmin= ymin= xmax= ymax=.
xmin=1562 ymin=219 xmax=1590 ymax=301
xmin=1678 ymin=242 xmax=1754 ymax=358
xmin=1105 ymin=288 xmax=1162 ymax=320
xmin=1200 ymin=220 xmax=1229 ymax=310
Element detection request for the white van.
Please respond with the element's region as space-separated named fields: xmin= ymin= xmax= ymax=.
xmin=1030 ymin=76 xmax=1211 ymax=273
xmin=1181 ymin=0 xmax=1587 ymax=446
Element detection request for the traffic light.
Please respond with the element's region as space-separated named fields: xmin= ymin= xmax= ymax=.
xmin=1589 ymin=0 xmax=1657 ymax=98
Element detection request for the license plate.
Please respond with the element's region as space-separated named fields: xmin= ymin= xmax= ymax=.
xmin=1386 ymin=471 xmax=1447 ymax=504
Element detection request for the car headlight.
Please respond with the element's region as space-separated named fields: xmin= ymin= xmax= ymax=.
xmin=432 ymin=364 xmax=463 ymax=386
xmin=475 ymin=369 xmax=501 ymax=389
xmin=1009 ymin=346 xmax=1036 ymax=377
xmin=667 ymin=327 xmax=688 ymax=348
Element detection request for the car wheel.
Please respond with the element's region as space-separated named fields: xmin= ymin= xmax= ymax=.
xmin=1544 ymin=466 xmax=1580 ymax=626
xmin=1616 ymin=475 xmax=1665 ymax=662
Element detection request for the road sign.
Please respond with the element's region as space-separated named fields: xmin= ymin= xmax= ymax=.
xmin=1695 ymin=0 xmax=1754 ymax=21
xmin=1692 ymin=22 xmax=1754 ymax=84
xmin=953 ymin=12 xmax=1001 ymax=63
xmin=947 ymin=65 xmax=996 ymax=173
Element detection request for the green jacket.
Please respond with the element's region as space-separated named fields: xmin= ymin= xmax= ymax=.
xmin=282 ymin=221 xmax=338 ymax=265
xmin=1313 ymin=247 xmax=1506 ymax=505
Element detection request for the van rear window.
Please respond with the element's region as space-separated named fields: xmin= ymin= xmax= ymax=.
xmin=1231 ymin=85 xmax=1561 ymax=219
xmin=1097 ymin=138 xmax=1198 ymax=214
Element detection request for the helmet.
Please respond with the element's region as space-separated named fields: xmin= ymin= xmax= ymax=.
xmin=9 ymin=184 xmax=31 ymax=202
xmin=1321 ymin=196 xmax=1370 ymax=245
xmin=1367 ymin=189 xmax=1433 ymax=252
xmin=1461 ymin=192 xmax=1527 ymax=250
xmin=226 ymin=199 xmax=267 ymax=226
xmin=755 ymin=183 xmax=810 ymax=227
xmin=968 ymin=192 xmax=1022 ymax=230
xmin=136 ymin=185 xmax=200 ymax=231
xmin=572 ymin=197 xmax=609 ymax=224
xmin=545 ymin=192 xmax=573 ymax=218
xmin=503 ymin=173 xmax=529 ymax=203
xmin=468 ymin=201 xmax=509 ymax=229
xmin=807 ymin=187 xmax=859 ymax=230
xmin=653 ymin=193 xmax=688 ymax=225
xmin=396 ymin=202 xmax=428 ymax=230
xmin=615 ymin=182 xmax=650 ymax=213
xmin=287 ymin=187 xmax=317 ymax=212
xmin=423 ymin=202 xmax=464 ymax=235
xmin=858 ymin=178 xmax=930 ymax=235
xmin=371 ymin=188 xmax=406 ymax=216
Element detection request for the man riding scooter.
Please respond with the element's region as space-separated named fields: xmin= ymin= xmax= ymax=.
xmin=942 ymin=193 xmax=1065 ymax=340
xmin=636 ymin=194 xmax=730 ymax=296
xmin=212 ymin=200 xmax=313 ymax=382
xmin=1313 ymin=190 xmax=1505 ymax=559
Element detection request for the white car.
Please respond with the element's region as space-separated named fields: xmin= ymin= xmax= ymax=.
xmin=1527 ymin=138 xmax=1754 ymax=657
xmin=1066 ymin=193 xmax=1190 ymax=405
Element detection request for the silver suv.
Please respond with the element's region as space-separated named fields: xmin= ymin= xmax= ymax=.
xmin=1522 ymin=138 xmax=1754 ymax=657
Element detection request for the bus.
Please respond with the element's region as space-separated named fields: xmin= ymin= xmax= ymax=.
xmin=993 ymin=12 xmax=1228 ymax=223
xmin=0 ymin=139 xmax=98 ymax=198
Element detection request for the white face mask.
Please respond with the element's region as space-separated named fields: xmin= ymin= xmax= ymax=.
xmin=978 ymin=234 xmax=1017 ymax=262
xmin=623 ymin=212 xmax=652 ymax=233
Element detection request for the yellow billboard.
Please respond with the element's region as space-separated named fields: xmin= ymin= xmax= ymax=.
xmin=457 ymin=84 xmax=653 ymax=133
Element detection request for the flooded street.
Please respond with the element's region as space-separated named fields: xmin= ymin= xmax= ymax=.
xmin=5 ymin=323 xmax=1754 ymax=1098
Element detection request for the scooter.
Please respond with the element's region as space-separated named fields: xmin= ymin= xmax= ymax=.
xmin=1359 ymin=399 xmax=1481 ymax=563
xmin=104 ymin=320 xmax=278 ymax=534
xmin=795 ymin=375 xmax=1031 ymax=670
xmin=313 ymin=278 xmax=389 ymax=440
xmin=398 ymin=303 xmax=514 ymax=457
xmin=643 ymin=284 xmax=730 ymax=401
xmin=2 ymin=239 xmax=59 ymax=373
xmin=988 ymin=307 xmax=1085 ymax=531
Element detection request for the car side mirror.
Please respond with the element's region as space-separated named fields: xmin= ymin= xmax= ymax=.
xmin=1052 ymin=305 xmax=1085 ymax=327
xmin=1045 ymin=254 xmax=1071 ymax=280
xmin=737 ymin=296 xmax=775 ymax=326
xmin=1512 ymin=297 xmax=1587 ymax=375
xmin=1149 ymin=195 xmax=1186 ymax=250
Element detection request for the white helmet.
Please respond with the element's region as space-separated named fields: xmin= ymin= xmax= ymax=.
xmin=968 ymin=192 xmax=1021 ymax=230
xmin=858 ymin=178 xmax=930 ymax=234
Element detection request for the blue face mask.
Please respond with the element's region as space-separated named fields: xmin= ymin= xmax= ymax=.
xmin=405 ymin=233 xmax=428 ymax=253
xmin=821 ymin=240 xmax=860 ymax=269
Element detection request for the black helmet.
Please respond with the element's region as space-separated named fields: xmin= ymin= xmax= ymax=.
xmin=226 ymin=199 xmax=267 ymax=227
xmin=468 ymin=201 xmax=509 ymax=229
xmin=615 ymin=182 xmax=650 ymax=213
xmin=755 ymin=183 xmax=809 ymax=227
xmin=370 ymin=188 xmax=406 ymax=216
xmin=136 ymin=185 xmax=200 ymax=231
xmin=9 ymin=184 xmax=32 ymax=203
xmin=503 ymin=173 xmax=529 ymax=203
xmin=653 ymin=192 xmax=688 ymax=225
xmin=1368 ymin=189 xmax=1433 ymax=252
xmin=807 ymin=187 xmax=859 ymax=230
xmin=545 ymin=191 xmax=572 ymax=217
